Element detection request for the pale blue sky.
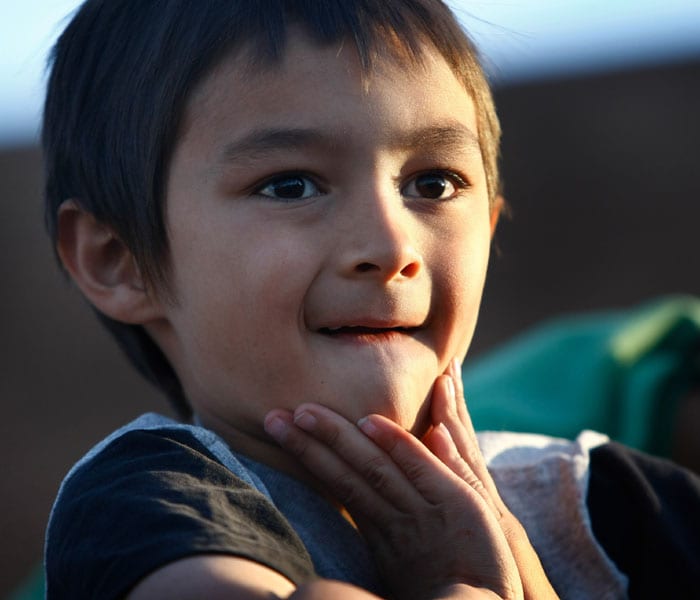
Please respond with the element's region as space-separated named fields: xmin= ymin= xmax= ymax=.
xmin=2 ymin=0 xmax=700 ymax=146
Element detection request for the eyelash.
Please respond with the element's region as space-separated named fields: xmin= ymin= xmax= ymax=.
xmin=251 ymin=169 xmax=470 ymax=202
xmin=253 ymin=172 xmax=325 ymax=202
xmin=401 ymin=170 xmax=470 ymax=201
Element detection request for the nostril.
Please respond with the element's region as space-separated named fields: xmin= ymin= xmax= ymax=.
xmin=400 ymin=261 xmax=420 ymax=278
xmin=355 ymin=262 xmax=379 ymax=273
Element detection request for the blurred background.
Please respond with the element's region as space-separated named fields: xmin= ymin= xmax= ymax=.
xmin=2 ymin=0 xmax=699 ymax=595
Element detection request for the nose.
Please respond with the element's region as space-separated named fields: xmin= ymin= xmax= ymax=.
xmin=338 ymin=191 xmax=423 ymax=282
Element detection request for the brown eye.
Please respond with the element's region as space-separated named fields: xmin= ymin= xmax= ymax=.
xmin=403 ymin=172 xmax=459 ymax=200
xmin=257 ymin=174 xmax=321 ymax=200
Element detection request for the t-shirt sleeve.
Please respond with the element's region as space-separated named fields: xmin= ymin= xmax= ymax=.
xmin=45 ymin=428 xmax=317 ymax=600
xmin=587 ymin=441 xmax=700 ymax=598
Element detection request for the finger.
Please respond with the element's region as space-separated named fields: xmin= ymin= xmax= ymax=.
xmin=264 ymin=409 xmax=401 ymax=520
xmin=356 ymin=412 xmax=482 ymax=506
xmin=432 ymin=369 xmax=505 ymax=515
xmin=441 ymin=366 xmax=556 ymax=597
xmin=269 ymin=408 xmax=527 ymax=599
xmin=442 ymin=359 xmax=505 ymax=502
xmin=430 ymin=371 xmax=483 ymax=471
xmin=445 ymin=358 xmax=480 ymax=452
xmin=450 ymin=356 xmax=465 ymax=400
xmin=266 ymin=405 xmax=422 ymax=514
xmin=424 ymin=384 xmax=499 ymax=516
xmin=422 ymin=422 xmax=489 ymax=498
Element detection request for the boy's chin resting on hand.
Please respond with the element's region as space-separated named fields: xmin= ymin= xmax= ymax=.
xmin=264 ymin=361 xmax=557 ymax=600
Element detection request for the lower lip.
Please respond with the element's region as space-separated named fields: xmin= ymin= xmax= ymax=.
xmin=321 ymin=329 xmax=416 ymax=344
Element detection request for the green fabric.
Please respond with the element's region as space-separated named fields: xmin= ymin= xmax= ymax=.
xmin=8 ymin=565 xmax=44 ymax=600
xmin=463 ymin=296 xmax=700 ymax=456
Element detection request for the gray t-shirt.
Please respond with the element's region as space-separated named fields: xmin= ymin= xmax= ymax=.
xmin=45 ymin=413 xmax=627 ymax=599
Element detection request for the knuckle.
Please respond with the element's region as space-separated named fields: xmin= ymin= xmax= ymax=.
xmin=301 ymin=411 xmax=348 ymax=451
xmin=466 ymin=476 xmax=486 ymax=492
xmin=402 ymin=459 xmax=432 ymax=484
xmin=498 ymin=510 xmax=524 ymax=536
xmin=359 ymin=455 xmax=392 ymax=492
xmin=282 ymin=430 xmax=312 ymax=460
xmin=463 ymin=475 xmax=491 ymax=501
xmin=316 ymin=420 xmax=342 ymax=448
xmin=329 ymin=471 xmax=361 ymax=507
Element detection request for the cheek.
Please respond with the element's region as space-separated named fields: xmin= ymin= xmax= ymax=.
xmin=173 ymin=232 xmax=317 ymax=365
xmin=433 ymin=223 xmax=491 ymax=349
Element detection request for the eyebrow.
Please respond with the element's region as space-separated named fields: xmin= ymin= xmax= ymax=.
xmin=220 ymin=128 xmax=331 ymax=164
xmin=394 ymin=123 xmax=481 ymax=156
xmin=218 ymin=122 xmax=481 ymax=165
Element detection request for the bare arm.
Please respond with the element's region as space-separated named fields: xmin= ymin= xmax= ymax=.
xmin=127 ymin=555 xmax=493 ymax=600
xmin=127 ymin=555 xmax=296 ymax=599
xmin=127 ymin=555 xmax=382 ymax=600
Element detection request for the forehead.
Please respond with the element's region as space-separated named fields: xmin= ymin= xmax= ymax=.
xmin=178 ymin=30 xmax=480 ymax=154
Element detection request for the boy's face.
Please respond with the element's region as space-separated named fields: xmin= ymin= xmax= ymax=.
xmin=152 ymin=31 xmax=495 ymax=451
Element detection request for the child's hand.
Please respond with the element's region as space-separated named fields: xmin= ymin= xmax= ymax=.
xmin=424 ymin=360 xmax=558 ymax=600
xmin=265 ymin=401 xmax=524 ymax=600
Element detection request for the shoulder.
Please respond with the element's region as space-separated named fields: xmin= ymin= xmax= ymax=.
xmin=478 ymin=430 xmax=629 ymax=597
xmin=479 ymin=431 xmax=700 ymax=595
xmin=587 ymin=441 xmax=700 ymax=598
xmin=45 ymin=418 xmax=315 ymax=600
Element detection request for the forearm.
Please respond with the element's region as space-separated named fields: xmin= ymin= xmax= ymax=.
xmin=291 ymin=580 xmax=509 ymax=600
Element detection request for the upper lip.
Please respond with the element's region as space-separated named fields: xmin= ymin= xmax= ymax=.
xmin=317 ymin=319 xmax=423 ymax=333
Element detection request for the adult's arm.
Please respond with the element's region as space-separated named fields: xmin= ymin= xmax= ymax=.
xmin=587 ymin=441 xmax=700 ymax=598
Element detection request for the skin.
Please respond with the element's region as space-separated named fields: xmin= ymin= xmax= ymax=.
xmin=57 ymin=30 xmax=557 ymax=600
xmin=145 ymin=31 xmax=495 ymax=481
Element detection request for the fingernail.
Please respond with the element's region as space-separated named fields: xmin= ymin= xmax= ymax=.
xmin=446 ymin=375 xmax=456 ymax=409
xmin=454 ymin=358 xmax=464 ymax=383
xmin=294 ymin=411 xmax=317 ymax=431
xmin=265 ymin=416 xmax=288 ymax=442
xmin=357 ymin=416 xmax=379 ymax=438
xmin=436 ymin=421 xmax=453 ymax=440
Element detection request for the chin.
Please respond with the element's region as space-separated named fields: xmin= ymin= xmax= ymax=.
xmin=340 ymin=375 xmax=431 ymax=432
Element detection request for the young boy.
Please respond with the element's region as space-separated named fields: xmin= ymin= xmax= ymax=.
xmin=43 ymin=1 xmax=699 ymax=599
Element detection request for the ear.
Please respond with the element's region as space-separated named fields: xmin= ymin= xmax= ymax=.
xmin=56 ymin=200 xmax=165 ymax=325
xmin=490 ymin=195 xmax=505 ymax=237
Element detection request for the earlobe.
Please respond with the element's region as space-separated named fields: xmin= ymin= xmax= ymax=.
xmin=56 ymin=200 xmax=164 ymax=325
xmin=490 ymin=195 xmax=505 ymax=237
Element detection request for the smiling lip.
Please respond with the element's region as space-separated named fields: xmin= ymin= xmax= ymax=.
xmin=317 ymin=324 xmax=420 ymax=343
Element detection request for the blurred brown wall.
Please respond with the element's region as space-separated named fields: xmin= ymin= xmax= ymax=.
xmin=475 ymin=59 xmax=700 ymax=352
xmin=1 ymin=59 xmax=699 ymax=595
xmin=0 ymin=147 xmax=170 ymax=594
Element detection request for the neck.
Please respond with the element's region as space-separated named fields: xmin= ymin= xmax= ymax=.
xmin=194 ymin=409 xmax=346 ymax=511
